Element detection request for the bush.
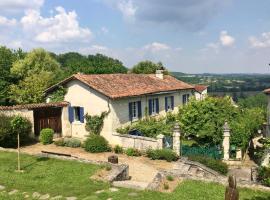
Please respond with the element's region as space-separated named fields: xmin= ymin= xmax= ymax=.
xmin=84 ymin=134 xmax=111 ymax=153
xmin=146 ymin=148 xmax=178 ymax=162
xmin=0 ymin=114 xmax=32 ymax=148
xmin=125 ymin=148 xmax=141 ymax=157
xmin=63 ymin=138 xmax=81 ymax=148
xmin=188 ymin=155 xmax=228 ymax=175
xmin=54 ymin=138 xmax=65 ymax=146
xmin=114 ymin=145 xmax=124 ymax=154
xmin=39 ymin=128 xmax=54 ymax=145
xmin=258 ymin=166 xmax=270 ymax=187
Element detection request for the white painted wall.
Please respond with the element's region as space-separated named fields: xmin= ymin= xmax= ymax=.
xmin=195 ymin=88 xmax=207 ymax=100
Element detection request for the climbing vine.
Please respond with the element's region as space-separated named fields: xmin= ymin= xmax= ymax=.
xmin=85 ymin=112 xmax=108 ymax=135
xmin=49 ymin=86 xmax=67 ymax=102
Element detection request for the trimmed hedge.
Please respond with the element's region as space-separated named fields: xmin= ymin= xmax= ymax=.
xmin=84 ymin=134 xmax=111 ymax=153
xmin=54 ymin=138 xmax=81 ymax=148
xmin=258 ymin=166 xmax=270 ymax=187
xmin=39 ymin=128 xmax=54 ymax=145
xmin=0 ymin=114 xmax=32 ymax=148
xmin=188 ymin=155 xmax=228 ymax=175
xmin=146 ymin=148 xmax=178 ymax=162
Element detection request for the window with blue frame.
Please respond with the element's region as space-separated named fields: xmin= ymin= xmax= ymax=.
xmin=165 ymin=96 xmax=174 ymax=112
xmin=129 ymin=101 xmax=142 ymax=121
xmin=148 ymin=98 xmax=159 ymax=115
xmin=68 ymin=106 xmax=84 ymax=123
xmin=182 ymin=94 xmax=190 ymax=105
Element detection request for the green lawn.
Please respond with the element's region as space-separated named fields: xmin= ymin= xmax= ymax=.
xmin=0 ymin=151 xmax=270 ymax=200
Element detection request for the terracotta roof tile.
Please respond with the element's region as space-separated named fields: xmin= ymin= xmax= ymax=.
xmin=46 ymin=74 xmax=194 ymax=99
xmin=194 ymin=85 xmax=208 ymax=93
xmin=0 ymin=101 xmax=69 ymax=111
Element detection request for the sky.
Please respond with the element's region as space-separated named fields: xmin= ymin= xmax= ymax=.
xmin=0 ymin=0 xmax=270 ymax=74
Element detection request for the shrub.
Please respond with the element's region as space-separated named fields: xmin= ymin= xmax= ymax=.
xmin=125 ymin=148 xmax=141 ymax=157
xmin=146 ymin=148 xmax=178 ymax=162
xmin=114 ymin=145 xmax=124 ymax=154
xmin=84 ymin=134 xmax=111 ymax=153
xmin=0 ymin=114 xmax=32 ymax=148
xmin=39 ymin=128 xmax=54 ymax=145
xmin=188 ymin=155 xmax=228 ymax=175
xmin=166 ymin=175 xmax=174 ymax=181
xmin=63 ymin=138 xmax=81 ymax=148
xmin=54 ymin=138 xmax=65 ymax=146
xmin=85 ymin=112 xmax=108 ymax=135
xmin=258 ymin=166 xmax=270 ymax=187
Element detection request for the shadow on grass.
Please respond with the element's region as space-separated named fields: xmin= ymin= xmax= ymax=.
xmin=22 ymin=157 xmax=50 ymax=170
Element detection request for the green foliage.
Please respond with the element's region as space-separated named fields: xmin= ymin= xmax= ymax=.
xmin=146 ymin=148 xmax=178 ymax=162
xmin=188 ymin=155 xmax=228 ymax=175
xmin=85 ymin=112 xmax=108 ymax=135
xmin=54 ymin=137 xmax=81 ymax=148
xmin=131 ymin=60 xmax=168 ymax=74
xmin=0 ymin=114 xmax=32 ymax=148
xmin=178 ymin=96 xmax=237 ymax=145
xmin=114 ymin=145 xmax=124 ymax=154
xmin=238 ymin=93 xmax=267 ymax=110
xmin=39 ymin=128 xmax=54 ymax=145
xmin=125 ymin=148 xmax=141 ymax=157
xmin=166 ymin=175 xmax=174 ymax=181
xmin=116 ymin=116 xmax=174 ymax=138
xmin=258 ymin=166 xmax=270 ymax=187
xmin=49 ymin=86 xmax=67 ymax=102
xmin=84 ymin=134 xmax=111 ymax=153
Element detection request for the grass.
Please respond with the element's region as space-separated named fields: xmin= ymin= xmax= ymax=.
xmin=0 ymin=151 xmax=270 ymax=200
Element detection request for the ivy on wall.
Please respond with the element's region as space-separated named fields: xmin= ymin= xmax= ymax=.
xmin=85 ymin=112 xmax=108 ymax=135
xmin=49 ymin=86 xmax=67 ymax=102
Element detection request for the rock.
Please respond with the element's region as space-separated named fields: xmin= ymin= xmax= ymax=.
xmin=39 ymin=194 xmax=50 ymax=199
xmin=50 ymin=195 xmax=63 ymax=199
xmin=9 ymin=190 xmax=18 ymax=195
xmin=95 ymin=190 xmax=105 ymax=194
xmin=0 ymin=185 xmax=5 ymax=190
xmin=66 ymin=197 xmax=77 ymax=200
xmin=109 ymin=188 xmax=119 ymax=192
xmin=33 ymin=192 xmax=41 ymax=198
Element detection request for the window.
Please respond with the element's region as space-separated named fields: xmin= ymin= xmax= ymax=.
xmin=165 ymin=96 xmax=174 ymax=112
xmin=182 ymin=94 xmax=190 ymax=105
xmin=149 ymin=98 xmax=159 ymax=115
xmin=68 ymin=106 xmax=84 ymax=123
xmin=129 ymin=101 xmax=142 ymax=121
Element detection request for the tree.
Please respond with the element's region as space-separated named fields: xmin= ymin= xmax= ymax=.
xmin=131 ymin=60 xmax=168 ymax=74
xmin=10 ymin=48 xmax=62 ymax=104
xmin=238 ymin=93 xmax=268 ymax=110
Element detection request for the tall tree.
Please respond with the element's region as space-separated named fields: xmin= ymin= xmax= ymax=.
xmin=131 ymin=60 xmax=168 ymax=74
xmin=10 ymin=48 xmax=62 ymax=104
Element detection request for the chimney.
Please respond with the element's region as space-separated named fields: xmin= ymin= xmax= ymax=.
xmin=155 ymin=69 xmax=164 ymax=79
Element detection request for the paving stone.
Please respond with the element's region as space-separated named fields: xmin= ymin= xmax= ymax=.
xmin=66 ymin=197 xmax=77 ymax=200
xmin=9 ymin=189 xmax=18 ymax=195
xmin=109 ymin=188 xmax=119 ymax=192
xmin=39 ymin=194 xmax=50 ymax=199
xmin=95 ymin=190 xmax=105 ymax=194
xmin=0 ymin=185 xmax=5 ymax=190
xmin=33 ymin=192 xmax=41 ymax=198
xmin=50 ymin=195 xmax=63 ymax=200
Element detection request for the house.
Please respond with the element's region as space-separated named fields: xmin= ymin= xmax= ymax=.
xmin=194 ymin=85 xmax=208 ymax=100
xmin=0 ymin=70 xmax=197 ymax=146
xmin=263 ymin=88 xmax=270 ymax=137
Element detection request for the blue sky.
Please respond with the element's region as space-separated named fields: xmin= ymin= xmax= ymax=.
xmin=1 ymin=0 xmax=270 ymax=73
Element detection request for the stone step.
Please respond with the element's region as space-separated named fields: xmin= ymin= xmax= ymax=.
xmin=112 ymin=180 xmax=149 ymax=190
xmin=188 ymin=167 xmax=198 ymax=175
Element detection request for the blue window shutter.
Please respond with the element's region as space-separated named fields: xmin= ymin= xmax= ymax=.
xmin=165 ymin=97 xmax=168 ymax=112
xmin=79 ymin=107 xmax=84 ymax=123
xmin=138 ymin=101 xmax=142 ymax=118
xmin=68 ymin=106 xmax=74 ymax=123
xmin=148 ymin=99 xmax=152 ymax=115
xmin=171 ymin=96 xmax=174 ymax=110
xmin=156 ymin=98 xmax=159 ymax=113
xmin=129 ymin=102 xmax=132 ymax=121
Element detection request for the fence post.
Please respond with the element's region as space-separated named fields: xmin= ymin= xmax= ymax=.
xmin=173 ymin=122 xmax=181 ymax=157
xmin=157 ymin=134 xmax=164 ymax=149
xmin=223 ymin=121 xmax=231 ymax=161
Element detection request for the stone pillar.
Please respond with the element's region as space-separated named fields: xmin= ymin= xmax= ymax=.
xmin=173 ymin=122 xmax=181 ymax=157
xmin=236 ymin=148 xmax=242 ymax=160
xmin=223 ymin=121 xmax=231 ymax=161
xmin=157 ymin=134 xmax=164 ymax=149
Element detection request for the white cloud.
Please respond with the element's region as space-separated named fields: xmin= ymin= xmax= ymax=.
xmin=249 ymin=32 xmax=270 ymax=48
xmin=0 ymin=0 xmax=44 ymax=13
xmin=143 ymin=42 xmax=171 ymax=53
xmin=0 ymin=16 xmax=17 ymax=26
xmin=117 ymin=0 xmax=137 ymax=21
xmin=220 ymin=30 xmax=235 ymax=46
xmin=21 ymin=6 xmax=93 ymax=43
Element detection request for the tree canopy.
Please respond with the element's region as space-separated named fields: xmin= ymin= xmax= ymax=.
xmin=131 ymin=60 xmax=168 ymax=74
